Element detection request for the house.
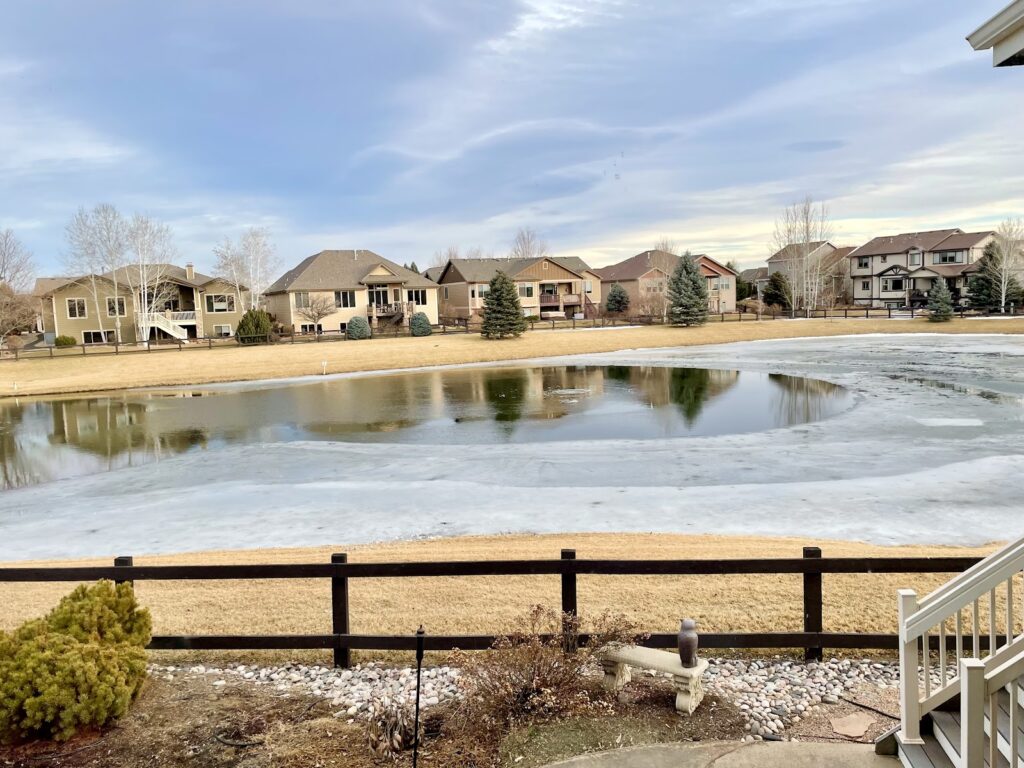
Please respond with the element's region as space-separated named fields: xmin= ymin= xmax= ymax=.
xmin=422 ymin=266 xmax=444 ymax=283
xmin=968 ymin=0 xmax=1024 ymax=66
xmin=264 ymin=249 xmax=440 ymax=333
xmin=766 ymin=241 xmax=855 ymax=307
xmin=848 ymin=229 xmax=995 ymax=308
xmin=738 ymin=267 xmax=769 ymax=297
xmin=594 ymin=250 xmax=738 ymax=314
xmin=434 ymin=256 xmax=601 ymax=319
xmin=34 ymin=263 xmax=249 ymax=344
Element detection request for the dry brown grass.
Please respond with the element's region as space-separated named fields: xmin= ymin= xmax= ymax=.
xmin=0 ymin=533 xmax=1005 ymax=665
xmin=3 ymin=317 xmax=1022 ymax=399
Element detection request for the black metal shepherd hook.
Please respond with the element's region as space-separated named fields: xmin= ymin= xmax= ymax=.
xmin=413 ymin=625 xmax=425 ymax=768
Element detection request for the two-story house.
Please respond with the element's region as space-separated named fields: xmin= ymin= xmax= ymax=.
xmin=264 ymin=250 xmax=440 ymax=333
xmin=594 ymin=250 xmax=738 ymax=314
xmin=34 ymin=263 xmax=249 ymax=344
xmin=848 ymin=229 xmax=995 ymax=308
xmin=435 ymin=256 xmax=602 ymax=319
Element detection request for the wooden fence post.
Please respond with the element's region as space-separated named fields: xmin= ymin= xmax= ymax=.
xmin=114 ymin=555 xmax=133 ymax=586
xmin=803 ymin=546 xmax=823 ymax=661
xmin=332 ymin=553 xmax=351 ymax=668
xmin=561 ymin=549 xmax=578 ymax=651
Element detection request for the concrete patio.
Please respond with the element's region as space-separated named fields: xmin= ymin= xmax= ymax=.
xmin=543 ymin=741 xmax=895 ymax=768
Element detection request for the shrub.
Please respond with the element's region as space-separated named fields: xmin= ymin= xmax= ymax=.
xmin=347 ymin=316 xmax=371 ymax=340
xmin=3 ymin=334 xmax=24 ymax=352
xmin=0 ymin=581 xmax=151 ymax=743
xmin=54 ymin=335 xmax=76 ymax=348
xmin=446 ymin=605 xmax=640 ymax=764
xmin=235 ymin=308 xmax=273 ymax=344
xmin=410 ymin=312 xmax=432 ymax=337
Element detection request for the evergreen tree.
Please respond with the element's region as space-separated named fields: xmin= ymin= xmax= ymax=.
xmin=927 ymin=277 xmax=953 ymax=322
xmin=236 ymin=308 xmax=273 ymax=344
xmin=605 ymin=282 xmax=630 ymax=314
xmin=409 ymin=261 xmax=419 ymax=274
xmin=762 ymin=271 xmax=792 ymax=310
xmin=667 ymin=252 xmax=709 ymax=326
xmin=481 ymin=271 xmax=527 ymax=339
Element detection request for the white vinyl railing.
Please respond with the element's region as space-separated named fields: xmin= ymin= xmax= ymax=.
xmin=899 ymin=534 xmax=1024 ymax=745
xmin=962 ymin=648 xmax=1024 ymax=767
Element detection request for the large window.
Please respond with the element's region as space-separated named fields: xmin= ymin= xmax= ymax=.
xmin=518 ymin=285 xmax=534 ymax=298
xmin=66 ymin=298 xmax=87 ymax=319
xmin=882 ymin=278 xmax=905 ymax=292
xmin=935 ymin=251 xmax=965 ymax=264
xmin=82 ymin=330 xmax=109 ymax=344
xmin=335 ymin=290 xmax=356 ymax=308
xmin=407 ymin=289 xmax=428 ymax=305
xmin=293 ymin=292 xmax=309 ymax=309
xmin=206 ymin=294 xmax=236 ymax=313
xmin=857 ymin=256 xmax=869 ymax=269
xmin=106 ymin=297 xmax=127 ymax=317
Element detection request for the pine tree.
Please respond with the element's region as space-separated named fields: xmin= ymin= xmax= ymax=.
xmin=762 ymin=271 xmax=792 ymax=310
xmin=667 ymin=252 xmax=708 ymax=326
xmin=481 ymin=271 xmax=527 ymax=339
xmin=927 ymin=276 xmax=953 ymax=322
xmin=409 ymin=261 xmax=419 ymax=274
xmin=605 ymin=282 xmax=630 ymax=314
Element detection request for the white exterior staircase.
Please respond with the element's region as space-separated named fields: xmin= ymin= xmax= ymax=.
xmin=879 ymin=535 xmax=1024 ymax=767
xmin=136 ymin=312 xmax=189 ymax=340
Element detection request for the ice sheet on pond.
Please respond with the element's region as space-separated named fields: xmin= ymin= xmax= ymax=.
xmin=0 ymin=333 xmax=1022 ymax=559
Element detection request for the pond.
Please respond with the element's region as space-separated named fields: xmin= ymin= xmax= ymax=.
xmin=0 ymin=365 xmax=852 ymax=490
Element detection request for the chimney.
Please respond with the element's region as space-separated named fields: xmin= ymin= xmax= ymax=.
xmin=185 ymin=262 xmax=195 ymax=281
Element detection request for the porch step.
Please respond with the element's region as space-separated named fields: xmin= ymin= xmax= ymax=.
xmin=930 ymin=709 xmax=1014 ymax=767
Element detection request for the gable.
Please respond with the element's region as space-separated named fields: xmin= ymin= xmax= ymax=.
xmin=514 ymin=258 xmax=582 ymax=281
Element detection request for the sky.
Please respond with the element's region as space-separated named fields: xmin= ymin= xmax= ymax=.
xmin=1 ymin=0 xmax=1022 ymax=277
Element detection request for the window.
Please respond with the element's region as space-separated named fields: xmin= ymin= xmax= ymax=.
xmin=909 ymin=250 xmax=922 ymax=267
xmin=106 ymin=297 xmax=127 ymax=317
xmin=584 ymin=280 xmax=593 ymax=294
xmin=82 ymin=330 xmax=108 ymax=344
xmin=472 ymin=285 xmax=489 ymax=300
xmin=293 ymin=292 xmax=310 ymax=309
xmin=720 ymin=279 xmax=730 ymax=289
xmin=407 ymin=289 xmax=428 ymax=305
xmin=213 ymin=324 xmax=232 ymax=338
xmin=300 ymin=323 xmax=323 ymax=335
xmin=518 ymin=285 xmax=534 ymax=298
xmin=206 ymin=294 xmax=236 ymax=313
xmin=880 ymin=255 xmax=887 ymax=264
xmin=709 ymin=278 xmax=720 ymax=290
xmin=861 ymin=280 xmax=870 ymax=291
xmin=882 ymin=278 xmax=905 ymax=292
xmin=857 ymin=256 xmax=869 ymax=269
xmin=66 ymin=298 xmax=87 ymax=318
xmin=443 ymin=287 xmax=449 ymax=300
xmin=369 ymin=288 xmax=389 ymax=305
xmin=335 ymin=290 xmax=356 ymax=308
xmin=393 ymin=288 xmax=401 ymax=302
xmin=935 ymin=251 xmax=965 ymax=264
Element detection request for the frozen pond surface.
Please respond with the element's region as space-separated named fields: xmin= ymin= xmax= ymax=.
xmin=1 ymin=333 xmax=1023 ymax=559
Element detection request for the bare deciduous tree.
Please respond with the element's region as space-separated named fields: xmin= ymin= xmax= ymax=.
xmin=0 ymin=284 xmax=36 ymax=351
xmin=213 ymin=227 xmax=277 ymax=310
xmin=296 ymin=294 xmax=336 ymax=335
xmin=0 ymin=230 xmax=35 ymax=294
xmin=124 ymin=214 xmax=177 ymax=343
xmin=65 ymin=205 xmax=132 ymax=340
xmin=431 ymin=245 xmax=461 ymax=268
xmin=652 ymin=236 xmax=678 ymax=255
xmin=509 ymin=228 xmax=548 ymax=260
xmin=769 ymin=196 xmax=833 ymax=311
xmin=989 ymin=217 xmax=1024 ymax=311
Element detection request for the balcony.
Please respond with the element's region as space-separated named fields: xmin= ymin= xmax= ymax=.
xmin=539 ymin=295 xmax=561 ymax=307
xmin=368 ymin=303 xmax=405 ymax=316
xmin=169 ymin=311 xmax=197 ymax=324
xmin=561 ymin=294 xmax=581 ymax=305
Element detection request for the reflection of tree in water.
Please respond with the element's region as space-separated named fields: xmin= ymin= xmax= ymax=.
xmin=669 ymin=368 xmax=712 ymax=425
xmin=768 ymin=374 xmax=846 ymax=425
xmin=0 ymin=403 xmax=34 ymax=490
xmin=485 ymin=370 xmax=529 ymax=430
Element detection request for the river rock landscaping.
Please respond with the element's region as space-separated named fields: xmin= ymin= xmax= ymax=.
xmin=153 ymin=655 xmax=901 ymax=741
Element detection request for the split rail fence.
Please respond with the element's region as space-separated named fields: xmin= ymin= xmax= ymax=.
xmin=0 ymin=547 xmax=987 ymax=667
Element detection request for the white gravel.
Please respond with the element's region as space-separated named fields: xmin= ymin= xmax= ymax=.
xmin=152 ymin=654 xmax=902 ymax=739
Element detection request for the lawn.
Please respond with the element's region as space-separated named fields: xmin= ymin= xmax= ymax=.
xmin=2 ymin=316 xmax=1022 ymax=398
xmin=0 ymin=533 xmax=1005 ymax=666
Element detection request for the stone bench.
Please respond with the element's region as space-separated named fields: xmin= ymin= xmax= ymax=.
xmin=598 ymin=645 xmax=709 ymax=715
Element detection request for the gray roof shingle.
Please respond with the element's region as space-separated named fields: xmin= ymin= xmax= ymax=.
xmin=266 ymin=250 xmax=438 ymax=294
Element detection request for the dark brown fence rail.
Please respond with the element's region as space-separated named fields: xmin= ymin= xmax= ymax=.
xmin=0 ymin=547 xmax=984 ymax=665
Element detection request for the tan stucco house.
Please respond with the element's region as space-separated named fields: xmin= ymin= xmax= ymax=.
xmin=435 ymin=256 xmax=602 ymax=320
xmin=34 ymin=263 xmax=249 ymax=344
xmin=848 ymin=229 xmax=995 ymax=308
xmin=264 ymin=250 xmax=440 ymax=333
xmin=595 ymin=250 xmax=738 ymax=314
